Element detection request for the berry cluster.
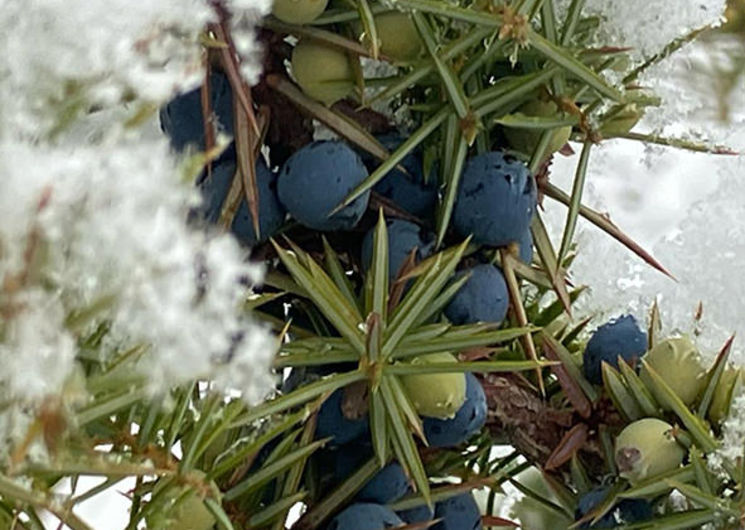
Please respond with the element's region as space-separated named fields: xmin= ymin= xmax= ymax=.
xmin=161 ymin=71 xmax=535 ymax=253
xmin=160 ymin=52 xmax=534 ymax=527
xmin=569 ymin=313 xmax=742 ymax=527
xmin=153 ymin=2 xmax=741 ymax=528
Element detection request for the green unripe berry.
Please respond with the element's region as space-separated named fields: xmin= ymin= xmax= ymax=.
xmin=709 ymin=366 xmax=745 ymax=424
xmin=600 ymin=103 xmax=643 ymax=137
xmin=291 ymin=40 xmax=354 ymax=106
xmin=609 ymin=55 xmax=632 ymax=73
xmin=640 ymin=337 xmax=707 ymax=408
xmin=168 ymin=493 xmax=215 ymax=530
xmin=147 ymin=472 xmax=217 ymax=530
xmin=272 ymin=0 xmax=329 ymax=24
xmin=400 ymin=352 xmax=467 ymax=419
xmin=615 ymin=418 xmax=685 ymax=484
xmin=361 ymin=12 xmax=423 ymax=62
xmin=503 ymin=100 xmax=572 ymax=156
xmin=510 ymin=467 xmax=573 ymax=529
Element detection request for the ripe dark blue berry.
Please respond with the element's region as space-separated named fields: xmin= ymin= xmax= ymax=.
xmin=360 ymin=219 xmax=434 ymax=281
xmin=315 ymin=388 xmax=369 ymax=446
xmin=397 ymin=504 xmax=434 ymax=524
xmin=433 ymin=492 xmax=482 ymax=530
xmin=326 ymin=503 xmax=403 ymax=530
xmin=583 ymin=314 xmax=647 ymax=385
xmin=160 ymin=71 xmax=234 ymax=152
xmin=357 ymin=462 xmax=409 ymax=504
xmin=361 ymin=134 xmax=438 ymax=218
xmin=575 ymin=486 xmax=653 ymax=528
xmin=198 ymin=145 xmax=285 ymax=246
xmin=334 ymin=447 xmax=409 ymax=504
xmin=444 ymin=264 xmax=509 ymax=326
xmin=423 ymin=372 xmax=487 ymax=448
xmin=278 ymin=141 xmax=370 ymax=231
xmin=453 ymin=152 xmax=536 ymax=247
xmin=518 ymin=227 xmax=533 ymax=264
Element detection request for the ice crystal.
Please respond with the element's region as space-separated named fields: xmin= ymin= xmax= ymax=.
xmin=228 ymin=0 xmax=273 ymax=84
xmin=0 ymin=1 xmax=211 ymax=137
xmin=714 ymin=394 xmax=745 ymax=469
xmin=0 ymin=0 xmax=271 ymax=139
xmin=0 ymin=136 xmax=276 ymax=404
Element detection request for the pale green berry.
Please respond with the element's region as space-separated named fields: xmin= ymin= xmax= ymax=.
xmin=291 ymin=40 xmax=354 ymax=105
xmin=615 ymin=418 xmax=685 ymax=484
xmin=600 ymin=103 xmax=643 ymax=137
xmin=400 ymin=352 xmax=467 ymax=419
xmin=503 ymin=99 xmax=572 ymax=156
xmin=510 ymin=467 xmax=574 ymax=529
xmin=167 ymin=493 xmax=215 ymax=530
xmin=640 ymin=337 xmax=707 ymax=408
xmin=148 ymin=472 xmax=217 ymax=530
xmin=609 ymin=55 xmax=632 ymax=72
xmin=272 ymin=0 xmax=328 ymax=24
xmin=709 ymin=365 xmax=745 ymax=424
xmin=364 ymin=12 xmax=423 ymax=62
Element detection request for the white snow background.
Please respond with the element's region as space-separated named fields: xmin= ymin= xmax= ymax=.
xmin=546 ymin=43 xmax=745 ymax=366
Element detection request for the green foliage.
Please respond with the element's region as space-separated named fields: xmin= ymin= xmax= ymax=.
xmin=3 ymin=1 xmax=744 ymax=529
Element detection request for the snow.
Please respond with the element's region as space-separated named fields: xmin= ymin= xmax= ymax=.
xmin=0 ymin=132 xmax=277 ymax=406
xmin=0 ymin=1 xmax=274 ymax=527
xmin=641 ymin=32 xmax=745 ymax=141
xmin=538 ymin=31 xmax=745 ymax=499
xmin=0 ymin=0 xmax=277 ymax=473
xmin=557 ymin=0 xmax=727 ymax=60
xmin=711 ymin=394 xmax=745 ymax=473
xmin=547 ymin=130 xmax=745 ymax=366
xmin=0 ymin=0 xmax=210 ymax=138
xmin=542 ymin=31 xmax=745 ymax=365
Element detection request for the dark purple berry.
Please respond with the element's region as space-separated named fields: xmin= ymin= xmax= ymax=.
xmin=160 ymin=71 xmax=233 ymax=153
xmin=198 ymin=145 xmax=285 ymax=246
xmin=583 ymin=315 xmax=647 ymax=385
xmin=433 ymin=492 xmax=482 ymax=530
xmin=326 ymin=503 xmax=403 ymax=530
xmin=444 ymin=264 xmax=509 ymax=326
xmin=278 ymin=141 xmax=370 ymax=231
xmin=576 ymin=486 xmax=653 ymax=528
xmin=453 ymin=152 xmax=536 ymax=248
xmin=334 ymin=446 xmax=409 ymax=504
xmin=423 ymin=373 xmax=487 ymax=448
xmin=360 ymin=219 xmax=434 ymax=282
xmin=518 ymin=227 xmax=533 ymax=264
xmin=361 ymin=133 xmax=438 ymax=218
xmin=316 ymin=388 xmax=370 ymax=446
